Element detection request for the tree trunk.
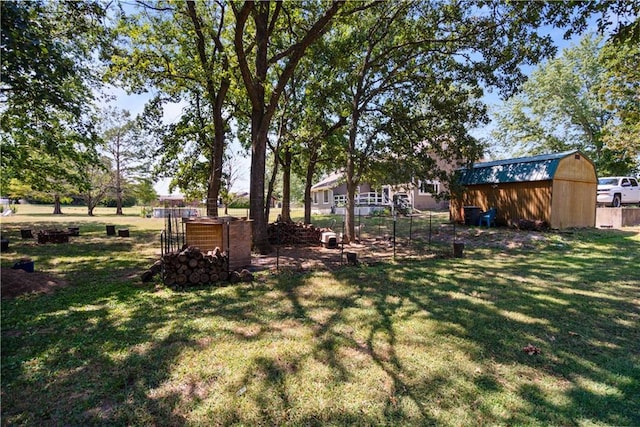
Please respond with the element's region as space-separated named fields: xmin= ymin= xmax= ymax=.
xmin=115 ymin=159 xmax=123 ymax=215
xmin=303 ymin=148 xmax=319 ymax=224
xmin=344 ymin=107 xmax=360 ymax=243
xmin=280 ymin=146 xmax=292 ymax=222
xmin=53 ymin=194 xmax=63 ymax=215
xmin=345 ymin=178 xmax=357 ymax=244
xmin=247 ymin=3 xmax=272 ymax=254
xmin=265 ymin=138 xmax=281 ymax=224
xmin=206 ymin=133 xmax=222 ymax=218
xmin=207 ymin=55 xmax=228 ymax=217
xmin=250 ymin=127 xmax=271 ymax=254
xmin=87 ymin=206 xmax=94 ymax=216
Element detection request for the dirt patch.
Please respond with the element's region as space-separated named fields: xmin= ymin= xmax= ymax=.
xmin=1 ymin=268 xmax=68 ymax=299
xmin=250 ymin=225 xmax=554 ymax=271
xmin=251 ymin=238 xmax=435 ymax=272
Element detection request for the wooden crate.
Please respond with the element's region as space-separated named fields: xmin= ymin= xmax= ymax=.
xmin=184 ymin=218 xmax=253 ymax=270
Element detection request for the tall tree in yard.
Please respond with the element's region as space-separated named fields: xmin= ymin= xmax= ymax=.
xmin=81 ymin=155 xmax=113 ymax=216
xmin=231 ymin=0 xmax=344 ymax=253
xmin=100 ymin=108 xmax=148 ymax=215
xmin=599 ymin=38 xmax=640 ymax=173
xmin=277 ymin=43 xmax=349 ymax=224
xmin=109 ymin=0 xmax=232 ymax=216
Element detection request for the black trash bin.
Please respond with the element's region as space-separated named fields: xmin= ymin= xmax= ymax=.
xmin=463 ymin=206 xmax=482 ymax=226
xmin=106 ymin=225 xmax=116 ymax=236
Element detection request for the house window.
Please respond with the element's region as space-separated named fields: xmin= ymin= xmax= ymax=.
xmin=323 ymin=190 xmax=329 ymax=204
xmin=418 ymin=180 xmax=439 ymax=195
xmin=313 ymin=192 xmax=318 ymax=204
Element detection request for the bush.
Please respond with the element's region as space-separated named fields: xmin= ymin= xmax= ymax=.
xmin=229 ymin=198 xmax=250 ymax=209
xmin=140 ymin=206 xmax=153 ymax=218
xmin=102 ymin=194 xmax=137 ymax=208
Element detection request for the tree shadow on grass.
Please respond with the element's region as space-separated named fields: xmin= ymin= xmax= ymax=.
xmin=2 ymin=228 xmax=638 ymax=425
xmin=380 ymin=229 xmax=640 ymax=425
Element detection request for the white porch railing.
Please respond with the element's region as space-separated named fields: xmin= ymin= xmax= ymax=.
xmin=334 ymin=192 xmax=390 ymax=207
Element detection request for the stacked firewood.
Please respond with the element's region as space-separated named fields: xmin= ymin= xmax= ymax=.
xmin=161 ymin=246 xmax=229 ymax=287
xmin=141 ymin=245 xmax=254 ymax=287
xmin=267 ymin=221 xmax=327 ymax=245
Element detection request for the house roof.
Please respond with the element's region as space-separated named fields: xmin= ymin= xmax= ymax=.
xmin=459 ymin=150 xmax=581 ymax=185
xmin=311 ymin=171 xmax=344 ymax=190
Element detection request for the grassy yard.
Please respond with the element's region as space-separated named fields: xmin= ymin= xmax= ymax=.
xmin=1 ymin=205 xmax=639 ymax=425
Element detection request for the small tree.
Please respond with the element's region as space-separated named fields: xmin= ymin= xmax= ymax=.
xmin=80 ymin=156 xmax=113 ymax=216
xmin=132 ymin=178 xmax=158 ymax=207
xmin=220 ymin=151 xmax=244 ymax=215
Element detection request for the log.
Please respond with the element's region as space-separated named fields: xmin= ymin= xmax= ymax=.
xmin=189 ymin=272 xmax=200 ymax=284
xmin=239 ymin=269 xmax=254 ymax=282
xmin=228 ymin=271 xmax=241 ymax=284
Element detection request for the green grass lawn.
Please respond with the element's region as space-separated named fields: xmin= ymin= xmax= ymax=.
xmin=1 ymin=205 xmax=639 ymax=425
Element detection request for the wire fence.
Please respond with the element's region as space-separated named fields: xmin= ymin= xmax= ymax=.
xmin=264 ymin=210 xmax=465 ymax=271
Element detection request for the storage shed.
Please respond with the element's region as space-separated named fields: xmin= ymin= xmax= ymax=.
xmin=451 ymin=150 xmax=597 ymax=229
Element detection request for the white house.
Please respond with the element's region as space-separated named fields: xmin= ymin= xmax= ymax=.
xmin=310 ymin=172 xmax=448 ymax=215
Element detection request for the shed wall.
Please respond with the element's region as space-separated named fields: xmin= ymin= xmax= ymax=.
xmin=550 ymin=155 xmax=597 ymax=228
xmin=453 ymin=181 xmax=552 ymax=226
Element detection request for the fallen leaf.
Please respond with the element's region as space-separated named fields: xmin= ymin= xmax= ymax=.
xmin=522 ymin=344 xmax=541 ymax=355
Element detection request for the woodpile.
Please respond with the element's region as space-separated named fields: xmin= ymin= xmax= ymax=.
xmin=161 ymin=246 xmax=229 ymax=287
xmin=267 ymin=221 xmax=328 ymax=245
xmin=37 ymin=229 xmax=70 ymax=244
xmin=143 ymin=245 xmax=255 ymax=288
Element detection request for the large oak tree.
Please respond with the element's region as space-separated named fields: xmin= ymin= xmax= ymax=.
xmin=231 ymin=1 xmax=344 ymax=253
xmin=1 ymin=0 xmax=108 ymax=205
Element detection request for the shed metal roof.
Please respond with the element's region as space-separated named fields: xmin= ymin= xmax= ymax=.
xmin=459 ymin=150 xmax=580 ymax=185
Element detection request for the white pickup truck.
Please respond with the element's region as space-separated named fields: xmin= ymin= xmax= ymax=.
xmin=597 ymin=176 xmax=640 ymax=207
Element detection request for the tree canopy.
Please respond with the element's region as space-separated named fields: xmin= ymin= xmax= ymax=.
xmin=0 ymin=0 xmax=109 ymax=196
xmin=491 ymin=34 xmax=639 ymax=175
